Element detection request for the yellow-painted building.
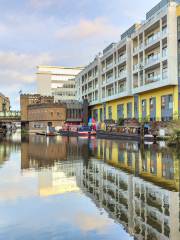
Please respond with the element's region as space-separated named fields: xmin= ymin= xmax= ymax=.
xmin=96 ymin=139 xmax=180 ymax=191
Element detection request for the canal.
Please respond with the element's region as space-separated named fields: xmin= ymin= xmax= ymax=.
xmin=0 ymin=132 xmax=179 ymax=240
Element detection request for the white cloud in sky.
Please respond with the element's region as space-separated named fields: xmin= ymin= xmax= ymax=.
xmin=0 ymin=51 xmax=54 ymax=108
xmin=56 ymin=18 xmax=121 ymax=41
xmin=0 ymin=0 xmax=160 ymax=109
xmin=0 ymin=51 xmax=53 ymax=85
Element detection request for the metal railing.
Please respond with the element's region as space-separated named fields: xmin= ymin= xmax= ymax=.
xmin=0 ymin=111 xmax=21 ymax=117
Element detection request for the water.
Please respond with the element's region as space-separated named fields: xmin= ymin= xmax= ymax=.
xmin=0 ymin=132 xmax=179 ymax=240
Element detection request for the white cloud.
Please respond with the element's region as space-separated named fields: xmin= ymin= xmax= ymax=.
xmin=74 ymin=212 xmax=112 ymax=233
xmin=0 ymin=51 xmax=53 ymax=86
xmin=56 ymin=18 xmax=121 ymax=41
xmin=0 ymin=51 xmax=54 ymax=108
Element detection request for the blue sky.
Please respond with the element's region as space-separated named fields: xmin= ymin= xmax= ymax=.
xmin=0 ymin=0 xmax=159 ymax=109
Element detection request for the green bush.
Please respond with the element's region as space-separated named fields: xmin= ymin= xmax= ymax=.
xmin=118 ymin=118 xmax=124 ymax=126
xmin=168 ymin=129 xmax=180 ymax=146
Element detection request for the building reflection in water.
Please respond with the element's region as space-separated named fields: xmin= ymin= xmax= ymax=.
xmin=0 ymin=134 xmax=21 ymax=166
xmin=20 ymin=135 xmax=180 ymax=240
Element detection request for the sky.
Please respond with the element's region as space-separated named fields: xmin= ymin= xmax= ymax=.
xmin=0 ymin=0 xmax=159 ymax=109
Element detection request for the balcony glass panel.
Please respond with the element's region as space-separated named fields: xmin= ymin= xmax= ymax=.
xmin=145 ymin=53 xmax=160 ymax=65
xmin=145 ymin=75 xmax=160 ymax=84
xmin=118 ymin=55 xmax=126 ymax=63
xmin=162 ymin=48 xmax=167 ymax=58
xmin=118 ymin=70 xmax=126 ymax=79
xmin=106 ymin=76 xmax=113 ymax=83
xmin=145 ymin=32 xmax=160 ymax=46
xmin=162 ymin=26 xmax=167 ymax=37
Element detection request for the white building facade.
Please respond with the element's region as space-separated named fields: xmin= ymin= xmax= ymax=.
xmin=76 ymin=0 xmax=180 ymax=122
xmin=37 ymin=66 xmax=84 ymax=102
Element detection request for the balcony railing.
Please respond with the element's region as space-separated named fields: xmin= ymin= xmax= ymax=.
xmin=106 ymin=62 xmax=113 ymax=70
xmin=133 ymin=43 xmax=144 ymax=54
xmin=107 ymin=89 xmax=114 ymax=97
xmin=117 ymin=71 xmax=126 ymax=79
xmin=162 ymin=27 xmax=167 ymax=37
xmin=102 ymin=79 xmax=106 ymax=85
xmin=118 ymin=86 xmax=126 ymax=93
xmin=106 ymin=76 xmax=113 ymax=83
xmin=88 ymin=87 xmax=93 ymax=91
xmin=145 ymin=75 xmax=160 ymax=84
xmin=145 ymin=54 xmax=160 ymax=66
xmin=162 ymin=48 xmax=167 ymax=59
xmin=117 ymin=55 xmax=126 ymax=63
xmin=133 ymin=46 xmax=138 ymax=53
xmin=0 ymin=111 xmax=21 ymax=118
xmin=145 ymin=32 xmax=161 ymax=47
xmin=133 ymin=64 xmax=139 ymax=71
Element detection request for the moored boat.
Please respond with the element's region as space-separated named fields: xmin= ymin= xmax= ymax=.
xmin=78 ymin=126 xmax=96 ymax=137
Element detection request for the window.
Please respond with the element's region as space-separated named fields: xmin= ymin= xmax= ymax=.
xmin=100 ymin=108 xmax=103 ymax=122
xmin=127 ymin=103 xmax=132 ymax=118
xmin=148 ymin=72 xmax=154 ymax=79
xmin=108 ymin=106 xmax=112 ymax=119
xmin=117 ymin=104 xmax=124 ymax=119
xmin=168 ymin=95 xmax=173 ymax=109
xmin=142 ymin=100 xmax=146 ymax=112
xmin=161 ymin=96 xmax=166 ymax=109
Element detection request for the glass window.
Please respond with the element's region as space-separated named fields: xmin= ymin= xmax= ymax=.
xmin=108 ymin=106 xmax=112 ymax=119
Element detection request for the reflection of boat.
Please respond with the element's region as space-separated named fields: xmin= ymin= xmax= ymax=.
xmin=36 ymin=132 xmax=57 ymax=137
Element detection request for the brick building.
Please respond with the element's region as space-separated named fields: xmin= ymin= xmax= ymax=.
xmin=28 ymin=103 xmax=66 ymax=131
xmin=20 ymin=94 xmax=89 ymax=132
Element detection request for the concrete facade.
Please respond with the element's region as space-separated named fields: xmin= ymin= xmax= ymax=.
xmin=37 ymin=66 xmax=84 ymax=102
xmin=76 ymin=0 xmax=180 ymax=122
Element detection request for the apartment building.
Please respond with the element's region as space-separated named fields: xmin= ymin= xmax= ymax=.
xmin=76 ymin=0 xmax=180 ymax=122
xmin=37 ymin=66 xmax=84 ymax=102
xmin=0 ymin=93 xmax=10 ymax=112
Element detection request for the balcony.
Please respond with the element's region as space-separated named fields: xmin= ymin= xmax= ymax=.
xmin=162 ymin=27 xmax=167 ymax=38
xmin=133 ymin=43 xmax=144 ymax=54
xmin=118 ymin=85 xmax=126 ymax=93
xmin=88 ymin=86 xmax=93 ymax=92
xmin=117 ymin=55 xmax=126 ymax=64
xmin=102 ymin=79 xmax=106 ymax=85
xmin=102 ymin=67 xmax=106 ymax=73
xmin=133 ymin=80 xmax=139 ymax=88
xmin=145 ymin=32 xmax=161 ymax=48
xmin=117 ymin=70 xmax=126 ymax=80
xmin=106 ymin=62 xmax=113 ymax=70
xmin=145 ymin=54 xmax=160 ymax=68
xmin=145 ymin=75 xmax=160 ymax=85
xmin=133 ymin=46 xmax=139 ymax=54
xmin=106 ymin=76 xmax=114 ymax=84
xmin=162 ymin=48 xmax=167 ymax=60
xmin=133 ymin=64 xmax=139 ymax=72
xmin=94 ymin=84 xmax=99 ymax=89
